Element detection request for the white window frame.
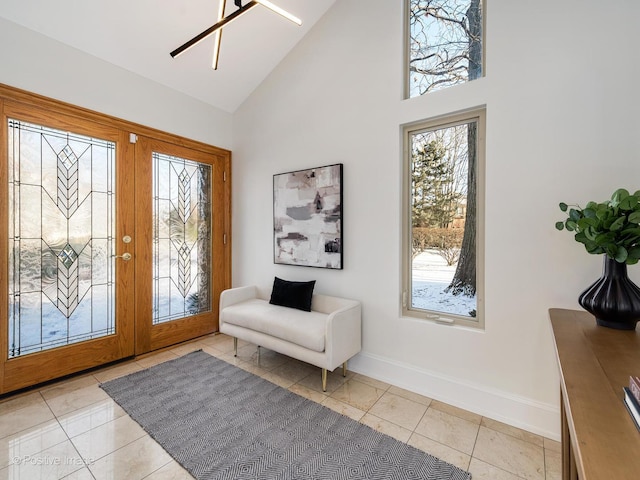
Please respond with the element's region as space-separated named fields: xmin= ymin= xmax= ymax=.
xmin=401 ymin=108 xmax=485 ymax=329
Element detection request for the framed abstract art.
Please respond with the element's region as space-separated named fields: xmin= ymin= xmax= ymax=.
xmin=273 ymin=164 xmax=343 ymax=269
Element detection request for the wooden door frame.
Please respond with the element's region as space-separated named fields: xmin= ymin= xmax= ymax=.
xmin=0 ymin=84 xmax=231 ymax=394
xmin=133 ymin=135 xmax=231 ymax=354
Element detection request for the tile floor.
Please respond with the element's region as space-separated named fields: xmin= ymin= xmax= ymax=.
xmin=0 ymin=333 xmax=561 ymax=480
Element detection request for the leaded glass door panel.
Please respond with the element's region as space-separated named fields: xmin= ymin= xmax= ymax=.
xmin=1 ymin=101 xmax=135 ymax=393
xmin=134 ymin=136 xmax=227 ymax=353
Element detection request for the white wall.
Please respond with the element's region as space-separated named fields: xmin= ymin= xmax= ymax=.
xmin=232 ymin=0 xmax=640 ymax=439
xmin=0 ymin=18 xmax=233 ymax=149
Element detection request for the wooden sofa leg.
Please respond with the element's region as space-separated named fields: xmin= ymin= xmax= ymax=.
xmin=322 ymin=368 xmax=328 ymax=392
xmin=233 ymin=337 xmax=238 ymax=357
xmin=342 ymin=361 xmax=347 ymax=377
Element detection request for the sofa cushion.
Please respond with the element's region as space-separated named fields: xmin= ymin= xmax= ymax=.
xmin=221 ymin=298 xmax=326 ymax=352
xmin=269 ymin=277 xmax=316 ymax=312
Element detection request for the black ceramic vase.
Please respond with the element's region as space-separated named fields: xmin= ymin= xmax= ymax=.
xmin=578 ymin=256 xmax=640 ymax=330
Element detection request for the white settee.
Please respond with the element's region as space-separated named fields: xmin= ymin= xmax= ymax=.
xmin=219 ymin=285 xmax=362 ymax=391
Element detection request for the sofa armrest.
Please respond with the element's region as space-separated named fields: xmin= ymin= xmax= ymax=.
xmin=325 ymin=301 xmax=362 ymax=371
xmin=219 ymin=286 xmax=258 ymax=318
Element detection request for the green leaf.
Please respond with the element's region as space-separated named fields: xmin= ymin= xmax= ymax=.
xmin=620 ymin=227 xmax=640 ymax=238
xmin=585 ymin=201 xmax=598 ymax=210
xmin=615 ymin=246 xmax=629 ymax=263
xmin=628 ymin=211 xmax=640 ymax=224
xmin=584 ymin=227 xmax=597 ymax=241
xmin=595 ymin=232 xmax=616 ymax=246
xmin=620 ymin=195 xmax=638 ymax=210
xmin=627 ymin=257 xmax=639 ymax=265
xmin=596 ymin=206 xmax=611 ymax=220
xmin=578 ymin=217 xmax=598 ymax=229
xmin=583 ymin=208 xmax=597 ymax=219
xmin=565 ymin=220 xmax=577 ymax=231
xmin=609 ymin=216 xmax=626 ymax=231
xmin=627 ymin=247 xmax=640 ymax=261
xmin=559 ymin=202 xmax=568 ymax=212
xmin=585 ymin=243 xmax=603 ymax=254
xmin=555 ymin=221 xmax=565 ymax=231
xmin=574 ymin=231 xmax=588 ymax=244
xmin=569 ymin=208 xmax=582 ymax=222
xmin=611 ymin=188 xmax=630 ymax=207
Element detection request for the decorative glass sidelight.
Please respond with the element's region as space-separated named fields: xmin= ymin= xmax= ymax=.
xmin=7 ymin=119 xmax=116 ymax=358
xmin=152 ymin=152 xmax=211 ymax=324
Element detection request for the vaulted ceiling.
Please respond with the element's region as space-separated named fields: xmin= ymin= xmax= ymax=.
xmin=0 ymin=0 xmax=337 ymax=113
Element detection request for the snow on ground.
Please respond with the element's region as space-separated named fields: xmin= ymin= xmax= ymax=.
xmin=412 ymin=249 xmax=476 ymax=317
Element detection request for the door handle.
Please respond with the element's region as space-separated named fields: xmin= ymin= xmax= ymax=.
xmin=114 ymin=252 xmax=132 ymax=261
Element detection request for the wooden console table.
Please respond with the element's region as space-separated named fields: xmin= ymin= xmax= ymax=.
xmin=549 ymin=308 xmax=640 ymax=479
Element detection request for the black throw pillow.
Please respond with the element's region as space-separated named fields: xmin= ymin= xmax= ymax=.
xmin=269 ymin=277 xmax=316 ymax=312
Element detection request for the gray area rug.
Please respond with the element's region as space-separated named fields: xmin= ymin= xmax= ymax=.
xmin=100 ymin=350 xmax=472 ymax=480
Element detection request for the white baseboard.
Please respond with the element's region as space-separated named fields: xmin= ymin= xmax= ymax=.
xmin=348 ymin=351 xmax=561 ymax=441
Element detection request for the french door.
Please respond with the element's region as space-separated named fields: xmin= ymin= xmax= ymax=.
xmin=0 ymin=87 xmax=231 ymax=394
xmin=133 ymin=136 xmax=229 ymax=353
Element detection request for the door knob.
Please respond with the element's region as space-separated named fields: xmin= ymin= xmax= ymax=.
xmin=114 ymin=252 xmax=132 ymax=261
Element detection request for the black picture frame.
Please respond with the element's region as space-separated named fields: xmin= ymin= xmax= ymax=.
xmin=273 ymin=163 xmax=343 ymax=269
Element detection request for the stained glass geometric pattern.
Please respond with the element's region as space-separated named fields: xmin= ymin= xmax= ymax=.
xmin=153 ymin=152 xmax=211 ymax=324
xmin=7 ymin=119 xmax=116 ymax=358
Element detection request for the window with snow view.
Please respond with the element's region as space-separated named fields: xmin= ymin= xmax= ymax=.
xmin=407 ymin=0 xmax=483 ymax=98
xmin=403 ymin=109 xmax=484 ymax=327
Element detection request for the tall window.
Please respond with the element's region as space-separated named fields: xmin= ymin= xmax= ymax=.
xmin=403 ymin=109 xmax=484 ymax=327
xmin=408 ymin=0 xmax=484 ymax=97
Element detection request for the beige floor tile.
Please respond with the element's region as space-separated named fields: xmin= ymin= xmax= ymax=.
xmin=407 ymin=433 xmax=471 ymax=472
xmin=216 ymin=352 xmax=248 ymax=368
xmin=0 ymin=391 xmax=47 ymax=416
xmin=249 ymin=348 xmax=290 ymax=370
xmin=260 ymin=371 xmax=296 ymax=389
xmin=468 ymin=458 xmax=524 ymax=480
xmin=58 ymin=399 xmax=127 ymax=438
xmin=269 ymin=359 xmax=317 ymax=384
xmin=0 ymin=419 xmax=67 ymax=469
xmin=481 ymin=416 xmax=544 ymax=447
xmin=0 ymin=439 xmax=85 ymax=479
xmin=387 ymin=385 xmax=432 ymax=406
xmin=430 ymin=399 xmax=482 ymax=424
xmin=0 ymin=400 xmax=56 ymax=439
xmin=88 ymin=435 xmax=174 ymax=480
xmin=40 ymin=375 xmax=99 ymax=400
xmin=288 ymin=384 xmax=329 ymax=404
xmin=473 ymin=426 xmax=545 ymax=480
xmin=234 ymin=359 xmax=271 ymax=377
xmin=44 ymin=383 xmax=112 ymax=417
xmin=199 ymin=345 xmax=227 ymax=359
xmin=330 ymin=379 xmax=386 ymax=411
xmin=62 ymin=467 xmax=96 ymax=479
xmin=351 ymin=373 xmax=391 ymax=391
xmin=295 ymin=369 xmax=349 ymax=394
xmin=71 ymin=415 xmax=146 ymax=462
xmin=198 ymin=334 xmax=237 ymax=352
xmin=135 ymin=351 xmax=179 ymax=369
xmin=545 ymin=448 xmax=562 ymax=480
xmin=92 ymin=361 xmax=144 ymax=383
xmin=414 ymin=408 xmax=479 ymax=455
xmin=169 ymin=341 xmax=206 ymax=357
xmin=321 ymin=397 xmax=366 ymax=422
xmin=146 ymin=460 xmax=194 ymax=479
xmin=368 ymin=391 xmax=428 ymax=431
xmin=359 ymin=413 xmax=412 ymax=443
xmin=543 ymin=437 xmax=561 ymax=453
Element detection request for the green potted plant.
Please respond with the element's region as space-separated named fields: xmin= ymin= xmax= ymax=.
xmin=556 ymin=188 xmax=640 ymax=330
